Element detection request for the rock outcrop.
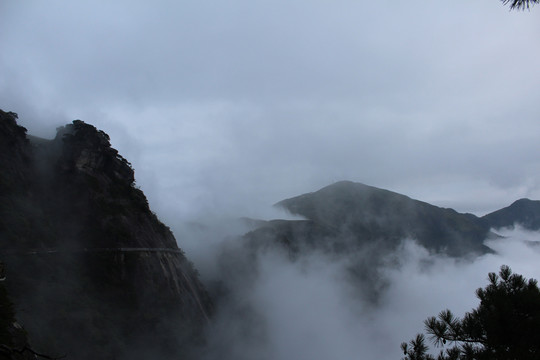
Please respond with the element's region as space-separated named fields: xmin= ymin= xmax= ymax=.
xmin=0 ymin=271 xmax=35 ymax=360
xmin=0 ymin=110 xmax=212 ymax=360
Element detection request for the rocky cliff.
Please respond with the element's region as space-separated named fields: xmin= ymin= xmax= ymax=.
xmin=0 ymin=110 xmax=212 ymax=360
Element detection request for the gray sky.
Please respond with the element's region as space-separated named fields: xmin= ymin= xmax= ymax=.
xmin=1 ymin=0 xmax=540 ymax=221
xmin=2 ymin=3 xmax=540 ymax=359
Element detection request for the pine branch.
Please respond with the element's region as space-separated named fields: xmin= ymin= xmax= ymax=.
xmin=501 ymin=0 xmax=539 ymax=10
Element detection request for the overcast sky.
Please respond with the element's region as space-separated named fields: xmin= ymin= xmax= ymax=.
xmin=2 ymin=3 xmax=540 ymax=359
xmin=1 ymin=0 xmax=540 ymax=222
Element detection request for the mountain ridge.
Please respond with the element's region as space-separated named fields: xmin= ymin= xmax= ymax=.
xmin=273 ymin=180 xmax=494 ymax=256
xmin=482 ymin=198 xmax=540 ymax=231
xmin=230 ymin=181 xmax=540 ymax=303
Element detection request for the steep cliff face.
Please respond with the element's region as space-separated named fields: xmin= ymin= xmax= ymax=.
xmin=0 ymin=111 xmax=42 ymax=249
xmin=0 ymin=110 xmax=212 ymax=360
xmin=0 ymin=278 xmax=35 ymax=360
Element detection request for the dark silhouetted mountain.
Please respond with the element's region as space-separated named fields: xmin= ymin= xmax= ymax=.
xmin=482 ymin=198 xmax=540 ymax=230
xmin=232 ymin=182 xmax=540 ymax=303
xmin=272 ymin=181 xmax=493 ymax=256
xmin=0 ymin=110 xmax=211 ymax=360
xmin=227 ymin=182 xmax=504 ymax=304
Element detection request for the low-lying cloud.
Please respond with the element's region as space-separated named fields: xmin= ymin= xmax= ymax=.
xmin=189 ymin=224 xmax=540 ymax=360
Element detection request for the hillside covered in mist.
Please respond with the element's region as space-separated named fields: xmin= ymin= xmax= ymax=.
xmin=247 ymin=180 xmax=539 ymax=257
xmin=209 ymin=181 xmax=540 ymax=305
xmin=2 ymin=109 xmax=540 ymax=359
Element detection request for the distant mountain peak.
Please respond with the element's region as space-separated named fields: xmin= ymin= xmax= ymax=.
xmin=482 ymin=197 xmax=540 ymax=230
xmin=512 ymin=198 xmax=535 ymax=205
xmin=274 ymin=181 xmax=492 ymax=256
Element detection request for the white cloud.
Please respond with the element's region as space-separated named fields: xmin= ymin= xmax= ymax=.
xmin=200 ymin=228 xmax=540 ymax=360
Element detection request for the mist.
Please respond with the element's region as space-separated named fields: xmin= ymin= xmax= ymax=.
xmin=3 ymin=1 xmax=540 ymax=219
xmin=2 ymin=1 xmax=540 ymax=358
xmin=177 ymin=221 xmax=540 ymax=360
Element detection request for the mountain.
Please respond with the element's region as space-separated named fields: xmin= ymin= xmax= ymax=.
xmin=272 ymin=180 xmax=492 ymax=256
xmin=0 ymin=110 xmax=211 ymax=360
xmin=231 ymin=182 xmax=540 ymax=302
xmin=225 ymin=182 xmax=493 ymax=303
xmin=482 ymin=198 xmax=540 ymax=230
xmin=3 ymin=107 xmax=540 ymax=358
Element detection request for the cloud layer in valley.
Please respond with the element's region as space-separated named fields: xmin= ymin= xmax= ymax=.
xmin=198 ymin=226 xmax=540 ymax=360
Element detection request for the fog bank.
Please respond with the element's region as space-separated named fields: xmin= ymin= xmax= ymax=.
xmin=192 ymin=225 xmax=540 ymax=360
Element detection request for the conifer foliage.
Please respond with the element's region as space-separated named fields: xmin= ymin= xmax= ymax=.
xmin=501 ymin=0 xmax=539 ymax=10
xmin=401 ymin=265 xmax=540 ymax=360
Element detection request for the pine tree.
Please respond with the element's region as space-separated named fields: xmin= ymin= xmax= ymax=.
xmin=501 ymin=0 xmax=539 ymax=10
xmin=401 ymin=265 xmax=540 ymax=360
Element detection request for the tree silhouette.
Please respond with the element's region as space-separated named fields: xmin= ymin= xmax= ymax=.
xmin=501 ymin=0 xmax=538 ymax=10
xmin=401 ymin=265 xmax=540 ymax=360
